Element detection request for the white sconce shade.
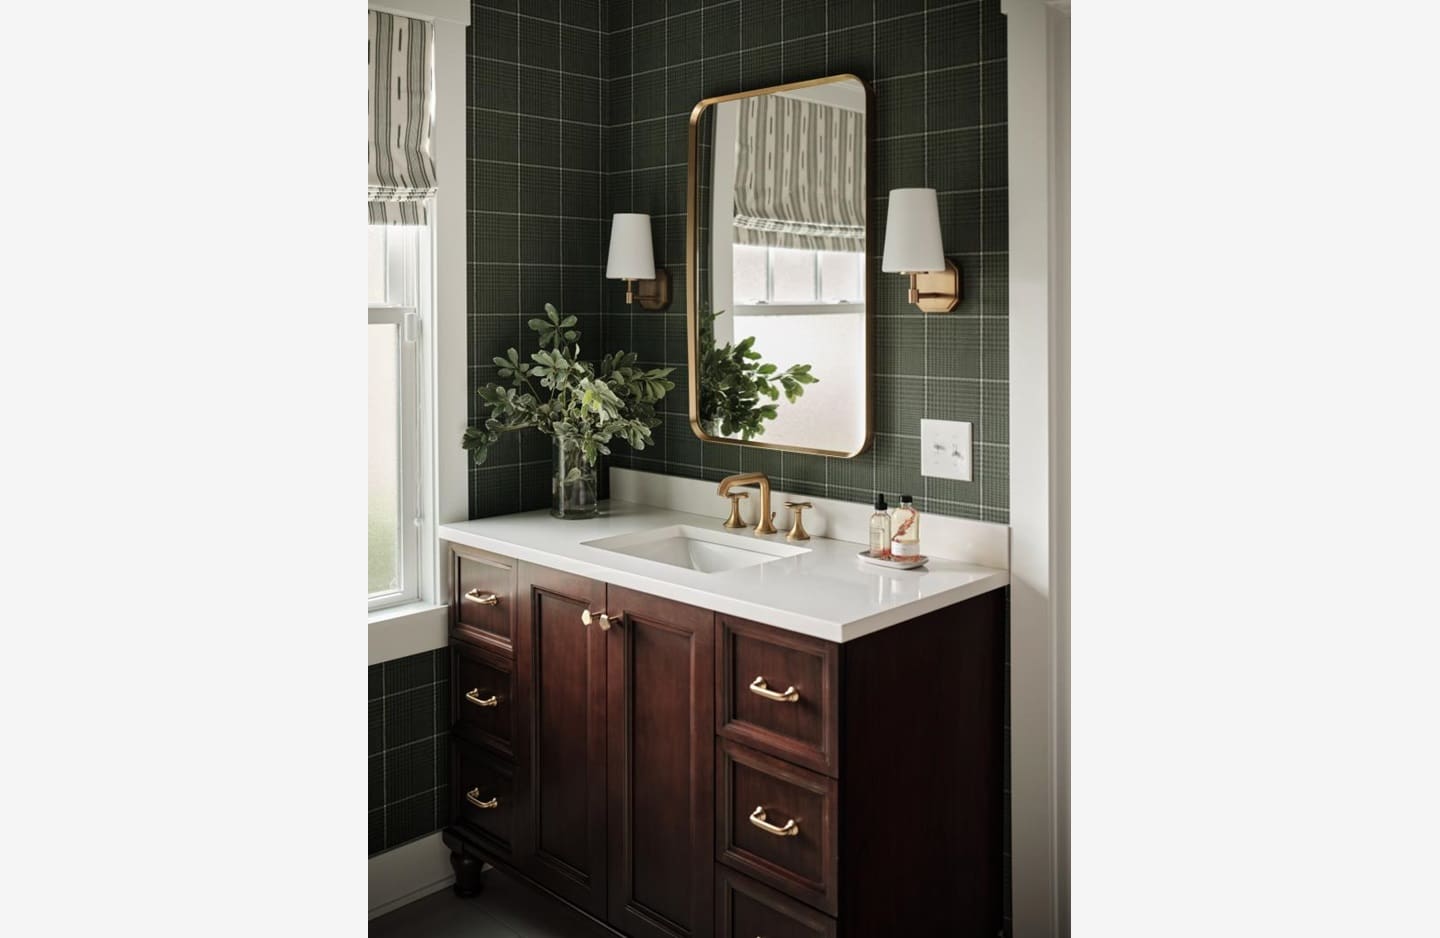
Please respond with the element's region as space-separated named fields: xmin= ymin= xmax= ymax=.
xmin=606 ymin=213 xmax=657 ymax=280
xmin=881 ymin=188 xmax=946 ymax=273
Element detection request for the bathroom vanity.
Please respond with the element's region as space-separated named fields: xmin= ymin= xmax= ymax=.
xmin=438 ymin=499 xmax=1008 ymax=938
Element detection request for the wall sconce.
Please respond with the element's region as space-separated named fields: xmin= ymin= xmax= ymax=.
xmin=881 ymin=188 xmax=960 ymax=313
xmin=606 ymin=213 xmax=670 ymax=311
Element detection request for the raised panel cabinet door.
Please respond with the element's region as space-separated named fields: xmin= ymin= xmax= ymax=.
xmin=606 ymin=585 xmax=716 ymax=938
xmin=513 ymin=562 xmax=609 ymax=918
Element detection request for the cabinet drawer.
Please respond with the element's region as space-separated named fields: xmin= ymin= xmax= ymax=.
xmin=453 ymin=547 xmax=514 ymax=652
xmin=717 ymin=739 xmax=838 ymax=916
xmin=717 ymin=867 xmax=836 ymax=938
xmin=717 ymin=615 xmax=840 ymax=777
xmin=452 ymin=742 xmax=515 ymax=856
xmin=452 ymin=641 xmax=515 ymax=758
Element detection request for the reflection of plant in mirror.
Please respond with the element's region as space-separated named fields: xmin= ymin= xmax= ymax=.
xmin=463 ymin=303 xmax=675 ymax=470
xmin=698 ymin=306 xmax=817 ymax=441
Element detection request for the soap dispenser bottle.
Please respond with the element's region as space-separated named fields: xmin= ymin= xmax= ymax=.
xmin=891 ymin=495 xmax=921 ymax=559
xmin=868 ymin=494 xmax=891 ymax=557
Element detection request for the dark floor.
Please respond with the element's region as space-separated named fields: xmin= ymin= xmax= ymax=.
xmin=370 ymin=870 xmax=613 ymax=938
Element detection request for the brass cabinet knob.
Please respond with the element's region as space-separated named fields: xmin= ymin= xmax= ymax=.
xmin=465 ymin=688 xmax=499 ymax=708
xmin=749 ymin=805 xmax=799 ymax=837
xmin=784 ymin=500 xmax=813 ymax=541
xmin=723 ymin=491 xmax=749 ymax=528
xmin=464 ymin=589 xmax=499 ymax=606
xmin=749 ymin=676 xmax=800 ymax=702
xmin=581 ymin=608 xmax=616 ymax=630
xmin=465 ymin=788 xmax=498 ymax=810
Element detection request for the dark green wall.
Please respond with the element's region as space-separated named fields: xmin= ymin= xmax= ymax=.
xmin=368 ymin=648 xmax=451 ymax=856
xmin=466 ymin=0 xmax=1008 ymax=523
xmin=601 ymin=0 xmax=1010 ymax=523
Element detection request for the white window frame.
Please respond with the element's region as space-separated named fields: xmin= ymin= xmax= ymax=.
xmin=367 ymin=0 xmax=468 ymax=667
xmin=368 ymin=226 xmax=431 ymax=612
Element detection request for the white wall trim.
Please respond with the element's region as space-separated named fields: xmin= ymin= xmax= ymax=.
xmin=368 ymin=602 xmax=448 ymax=665
xmin=1004 ymin=0 xmax=1070 ymax=935
xmin=368 ymin=832 xmax=454 ymax=919
xmin=367 ymin=0 xmax=468 ymax=666
xmin=368 ymin=0 xmax=468 ymax=25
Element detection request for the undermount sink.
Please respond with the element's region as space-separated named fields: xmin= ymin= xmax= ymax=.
xmin=582 ymin=525 xmax=809 ymax=574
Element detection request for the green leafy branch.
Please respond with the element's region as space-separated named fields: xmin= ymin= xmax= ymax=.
xmin=698 ymin=306 xmax=817 ymax=441
xmin=463 ymin=304 xmax=675 ymax=475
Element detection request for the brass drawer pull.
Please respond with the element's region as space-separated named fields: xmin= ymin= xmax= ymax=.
xmin=749 ymin=676 xmax=799 ymax=702
xmin=748 ymin=806 xmax=799 ymax=837
xmin=465 ymin=788 xmax=498 ymax=810
xmin=465 ymin=689 xmax=499 ymax=708
xmin=581 ymin=608 xmax=616 ymax=630
xmin=464 ymin=589 xmax=500 ymax=606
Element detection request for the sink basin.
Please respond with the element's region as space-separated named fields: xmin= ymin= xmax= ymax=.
xmin=582 ymin=525 xmax=809 ymax=574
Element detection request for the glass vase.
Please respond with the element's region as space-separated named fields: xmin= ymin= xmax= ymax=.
xmin=551 ymin=437 xmax=599 ymax=520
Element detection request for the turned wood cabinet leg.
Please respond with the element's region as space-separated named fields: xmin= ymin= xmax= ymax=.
xmin=449 ymin=849 xmax=485 ymax=897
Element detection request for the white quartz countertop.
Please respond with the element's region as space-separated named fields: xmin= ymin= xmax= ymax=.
xmin=438 ymin=500 xmax=1008 ymax=643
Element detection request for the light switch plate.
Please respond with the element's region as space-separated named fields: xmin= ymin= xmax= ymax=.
xmin=920 ymin=419 xmax=973 ymax=481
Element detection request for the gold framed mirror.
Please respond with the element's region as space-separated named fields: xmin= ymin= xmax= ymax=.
xmin=685 ymin=75 xmax=873 ymax=458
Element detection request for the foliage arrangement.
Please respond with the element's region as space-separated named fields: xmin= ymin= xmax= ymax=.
xmin=698 ymin=306 xmax=817 ymax=441
xmin=462 ymin=304 xmax=675 ymax=475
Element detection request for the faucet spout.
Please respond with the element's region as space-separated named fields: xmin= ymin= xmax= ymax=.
xmin=716 ymin=472 xmax=778 ymax=535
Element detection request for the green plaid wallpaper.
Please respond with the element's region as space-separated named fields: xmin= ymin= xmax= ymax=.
xmin=601 ymin=0 xmax=1010 ymax=524
xmin=466 ymin=0 xmax=1008 ymax=524
xmin=369 ymin=647 xmax=451 ymax=856
xmin=467 ymin=0 xmax=610 ymax=518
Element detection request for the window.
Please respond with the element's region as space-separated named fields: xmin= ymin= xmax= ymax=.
xmin=369 ymin=224 xmax=431 ymax=610
xmin=732 ymin=245 xmax=865 ymax=306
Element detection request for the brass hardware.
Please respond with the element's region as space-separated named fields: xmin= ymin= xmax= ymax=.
xmin=686 ymin=74 xmax=875 ymax=459
xmin=748 ymin=806 xmax=799 ymax=837
xmin=582 ymin=608 xmax=616 ymax=631
xmin=465 ymin=788 xmax=499 ymax=810
xmin=625 ymin=268 xmax=671 ymax=311
xmin=905 ymin=260 xmax=962 ymax=314
xmin=465 ymin=689 xmax=499 ymax=708
xmin=784 ymin=500 xmax=812 ymax=541
xmin=464 ymin=589 xmax=500 ymax=606
xmin=723 ymin=491 xmax=749 ymax=529
xmin=717 ymin=472 xmax=777 ymax=535
xmin=749 ymin=676 xmax=800 ymax=703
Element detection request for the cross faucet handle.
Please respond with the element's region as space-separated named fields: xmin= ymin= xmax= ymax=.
xmin=783 ymin=501 xmax=813 ymax=542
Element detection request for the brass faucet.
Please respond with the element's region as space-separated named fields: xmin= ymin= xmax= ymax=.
xmin=717 ymin=472 xmax=778 ymax=535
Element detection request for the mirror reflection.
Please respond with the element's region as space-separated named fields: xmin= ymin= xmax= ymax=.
xmin=689 ymin=76 xmax=871 ymax=456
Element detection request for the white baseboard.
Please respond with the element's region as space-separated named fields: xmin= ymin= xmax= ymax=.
xmin=368 ymin=831 xmax=454 ymax=919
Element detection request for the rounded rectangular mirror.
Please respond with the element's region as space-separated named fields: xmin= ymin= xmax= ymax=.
xmin=686 ymin=75 xmax=872 ymax=458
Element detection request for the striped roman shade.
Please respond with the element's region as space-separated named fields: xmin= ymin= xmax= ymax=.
xmin=733 ymin=94 xmax=865 ymax=252
xmin=368 ymin=11 xmax=436 ymax=226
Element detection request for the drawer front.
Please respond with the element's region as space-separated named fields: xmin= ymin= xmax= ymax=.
xmin=717 ymin=739 xmax=838 ymax=916
xmin=717 ymin=868 xmax=836 ymax=938
xmin=452 ymin=641 xmax=515 ymax=758
xmin=453 ymin=547 xmax=514 ymax=652
xmin=717 ymin=615 xmax=840 ymax=777
xmin=452 ymin=742 xmax=515 ymax=856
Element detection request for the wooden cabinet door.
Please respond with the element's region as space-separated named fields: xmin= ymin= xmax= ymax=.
xmin=605 ymin=585 xmax=715 ymax=938
xmin=513 ymin=562 xmax=609 ymax=918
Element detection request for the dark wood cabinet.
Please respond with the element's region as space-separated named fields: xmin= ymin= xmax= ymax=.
xmin=512 ymin=562 xmax=609 ymax=918
xmin=606 ymin=584 xmax=715 ymax=938
xmin=443 ymin=547 xmax=1004 ymax=938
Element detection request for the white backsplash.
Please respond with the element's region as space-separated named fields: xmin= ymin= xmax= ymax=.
xmin=609 ymin=468 xmax=1010 ymax=570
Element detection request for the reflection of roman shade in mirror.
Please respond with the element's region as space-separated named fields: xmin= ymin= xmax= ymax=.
xmin=732 ymin=94 xmax=866 ymax=252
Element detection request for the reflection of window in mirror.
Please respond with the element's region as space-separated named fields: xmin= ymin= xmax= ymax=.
xmin=732 ymin=245 xmax=864 ymax=306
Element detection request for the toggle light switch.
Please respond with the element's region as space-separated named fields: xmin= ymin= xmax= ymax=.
xmin=920 ymin=419 xmax=973 ymax=482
